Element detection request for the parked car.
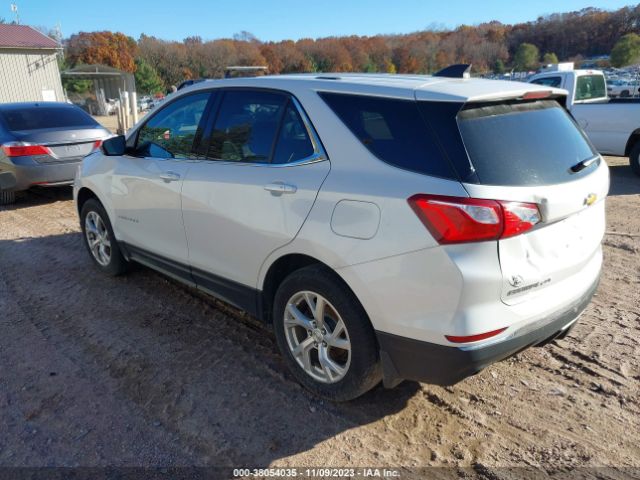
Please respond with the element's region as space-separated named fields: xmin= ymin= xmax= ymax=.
xmin=137 ymin=96 xmax=153 ymax=111
xmin=105 ymin=98 xmax=119 ymax=116
xmin=0 ymin=102 xmax=112 ymax=205
xmin=606 ymin=79 xmax=640 ymax=98
xmin=529 ymin=65 xmax=640 ymax=175
xmin=74 ymin=73 xmax=608 ymax=401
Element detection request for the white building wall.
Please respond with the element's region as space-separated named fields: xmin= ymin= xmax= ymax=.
xmin=0 ymin=49 xmax=65 ymax=103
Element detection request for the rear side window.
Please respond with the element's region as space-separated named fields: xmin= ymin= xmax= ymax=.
xmin=575 ymin=75 xmax=606 ymax=101
xmin=0 ymin=106 xmax=98 ymax=131
xmin=208 ymin=90 xmax=286 ymax=162
xmin=457 ymin=100 xmax=598 ymax=186
xmin=272 ymin=102 xmax=315 ymax=164
xmin=319 ymin=92 xmax=456 ymax=179
xmin=531 ymin=76 xmax=562 ymax=88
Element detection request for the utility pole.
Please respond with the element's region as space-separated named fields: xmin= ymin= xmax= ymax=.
xmin=10 ymin=3 xmax=19 ymax=24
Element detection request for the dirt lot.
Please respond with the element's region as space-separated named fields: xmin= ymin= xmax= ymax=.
xmin=0 ymin=156 xmax=638 ymax=475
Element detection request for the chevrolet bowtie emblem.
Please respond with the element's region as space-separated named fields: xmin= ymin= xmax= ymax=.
xmin=584 ymin=193 xmax=597 ymax=206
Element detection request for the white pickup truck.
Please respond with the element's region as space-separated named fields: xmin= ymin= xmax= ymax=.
xmin=529 ymin=64 xmax=640 ymax=176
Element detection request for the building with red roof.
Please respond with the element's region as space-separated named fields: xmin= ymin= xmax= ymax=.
xmin=0 ymin=24 xmax=64 ymax=103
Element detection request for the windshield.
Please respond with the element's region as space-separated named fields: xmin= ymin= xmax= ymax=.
xmin=457 ymin=100 xmax=598 ymax=186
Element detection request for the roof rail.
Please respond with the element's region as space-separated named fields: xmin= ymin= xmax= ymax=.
xmin=433 ymin=64 xmax=472 ymax=79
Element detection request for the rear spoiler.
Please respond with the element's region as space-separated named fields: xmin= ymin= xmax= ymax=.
xmin=463 ymin=90 xmax=568 ymax=109
xmin=434 ymin=64 xmax=472 ymax=79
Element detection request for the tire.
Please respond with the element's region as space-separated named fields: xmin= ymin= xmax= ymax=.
xmin=621 ymin=90 xmax=630 ymax=97
xmin=0 ymin=190 xmax=16 ymax=205
xmin=80 ymin=198 xmax=129 ymax=275
xmin=273 ymin=265 xmax=382 ymax=401
xmin=630 ymin=142 xmax=640 ymax=177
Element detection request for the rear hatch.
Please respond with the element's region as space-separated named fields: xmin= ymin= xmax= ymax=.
xmin=455 ymin=98 xmax=608 ymax=305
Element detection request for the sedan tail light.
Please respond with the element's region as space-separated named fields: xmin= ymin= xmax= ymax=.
xmin=408 ymin=194 xmax=540 ymax=244
xmin=1 ymin=142 xmax=51 ymax=157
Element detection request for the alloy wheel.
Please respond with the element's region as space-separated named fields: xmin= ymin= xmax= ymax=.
xmin=283 ymin=291 xmax=351 ymax=383
xmin=85 ymin=211 xmax=112 ymax=267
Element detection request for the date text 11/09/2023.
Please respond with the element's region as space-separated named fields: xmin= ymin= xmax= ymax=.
xmin=233 ymin=468 xmax=401 ymax=478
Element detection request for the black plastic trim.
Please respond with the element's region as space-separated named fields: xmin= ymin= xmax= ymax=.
xmin=191 ymin=266 xmax=260 ymax=318
xmin=377 ymin=275 xmax=600 ymax=387
xmin=122 ymin=243 xmax=262 ymax=320
xmin=433 ymin=63 xmax=471 ymax=78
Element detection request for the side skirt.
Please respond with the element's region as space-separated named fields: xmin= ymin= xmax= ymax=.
xmin=120 ymin=243 xmax=263 ymax=320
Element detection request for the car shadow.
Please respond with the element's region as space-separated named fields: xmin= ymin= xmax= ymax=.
xmin=0 ymin=186 xmax=73 ymax=210
xmin=0 ymin=231 xmax=421 ymax=468
xmin=608 ymin=163 xmax=640 ymax=196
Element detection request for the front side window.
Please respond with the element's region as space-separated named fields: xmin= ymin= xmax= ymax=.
xmin=207 ymin=90 xmax=286 ymax=162
xmin=574 ymin=75 xmax=606 ymax=101
xmin=531 ymin=76 xmax=562 ymax=88
xmin=136 ymin=92 xmax=211 ymax=158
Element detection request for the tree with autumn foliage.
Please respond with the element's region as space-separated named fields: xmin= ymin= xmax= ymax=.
xmin=59 ymin=4 xmax=640 ymax=90
xmin=66 ymin=31 xmax=137 ymax=73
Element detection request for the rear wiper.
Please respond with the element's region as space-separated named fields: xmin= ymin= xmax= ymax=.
xmin=570 ymin=156 xmax=599 ymax=173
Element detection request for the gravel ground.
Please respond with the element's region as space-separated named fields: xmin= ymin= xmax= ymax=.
xmin=0 ymin=156 xmax=638 ymax=475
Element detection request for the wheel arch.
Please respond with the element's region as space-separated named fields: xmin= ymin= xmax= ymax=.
xmin=624 ymin=129 xmax=640 ymax=156
xmin=259 ymin=253 xmax=365 ymax=326
xmin=76 ymin=185 xmax=121 ymax=240
xmin=76 ymin=186 xmax=101 ymax=215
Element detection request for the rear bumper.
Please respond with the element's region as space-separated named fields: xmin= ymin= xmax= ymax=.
xmin=377 ymin=275 xmax=599 ymax=387
xmin=0 ymin=157 xmax=80 ymax=191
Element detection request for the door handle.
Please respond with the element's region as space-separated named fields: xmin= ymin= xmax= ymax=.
xmin=159 ymin=171 xmax=181 ymax=182
xmin=264 ymin=182 xmax=297 ymax=194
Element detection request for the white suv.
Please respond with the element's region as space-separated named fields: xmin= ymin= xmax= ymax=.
xmin=74 ymin=72 xmax=608 ymax=401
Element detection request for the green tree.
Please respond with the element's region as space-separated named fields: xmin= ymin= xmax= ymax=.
xmin=58 ymin=57 xmax=92 ymax=95
xmin=493 ymin=58 xmax=505 ymax=74
xmin=542 ymin=52 xmax=559 ymax=64
xmin=134 ymin=58 xmax=164 ymax=94
xmin=514 ymin=43 xmax=540 ymax=71
xmin=610 ymin=33 xmax=640 ymax=68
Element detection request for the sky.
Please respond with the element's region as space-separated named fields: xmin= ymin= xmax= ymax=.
xmin=5 ymin=0 xmax=636 ymax=42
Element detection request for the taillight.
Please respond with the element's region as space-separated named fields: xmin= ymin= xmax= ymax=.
xmin=500 ymin=201 xmax=541 ymax=238
xmin=92 ymin=139 xmax=103 ymax=151
xmin=1 ymin=143 xmax=51 ymax=157
xmin=522 ymin=90 xmax=552 ymax=100
xmin=408 ymin=194 xmax=540 ymax=244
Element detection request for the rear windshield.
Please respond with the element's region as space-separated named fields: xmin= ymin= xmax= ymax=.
xmin=575 ymin=75 xmax=607 ymax=101
xmin=0 ymin=106 xmax=98 ymax=131
xmin=457 ymin=100 xmax=598 ymax=186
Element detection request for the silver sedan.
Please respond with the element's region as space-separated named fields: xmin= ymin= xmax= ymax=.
xmin=0 ymin=102 xmax=112 ymax=204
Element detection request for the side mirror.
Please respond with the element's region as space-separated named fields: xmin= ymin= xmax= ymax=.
xmin=101 ymin=135 xmax=127 ymax=156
